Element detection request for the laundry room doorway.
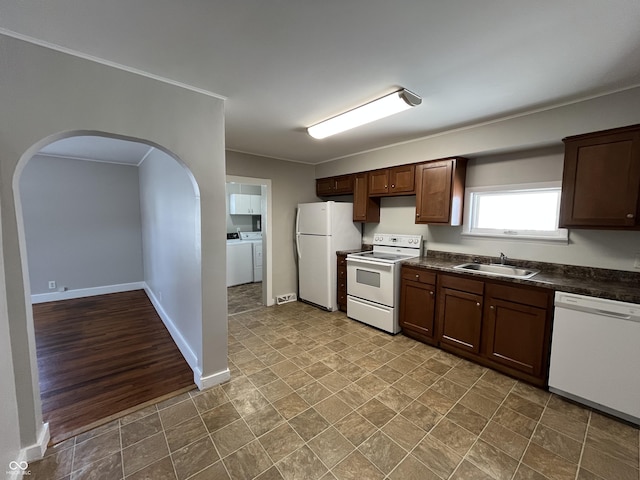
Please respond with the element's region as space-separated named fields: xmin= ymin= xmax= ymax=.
xmin=225 ymin=175 xmax=273 ymax=315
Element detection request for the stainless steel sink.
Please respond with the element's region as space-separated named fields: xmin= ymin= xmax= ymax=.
xmin=453 ymin=263 xmax=539 ymax=279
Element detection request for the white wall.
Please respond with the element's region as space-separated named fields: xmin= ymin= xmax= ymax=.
xmin=19 ymin=155 xmax=143 ymax=295
xmin=226 ymin=151 xmax=317 ymax=298
xmin=0 ymin=34 xmax=227 ymax=461
xmin=139 ymin=148 xmax=202 ymax=370
xmin=316 ymin=88 xmax=640 ymax=271
xmin=0 ymin=215 xmax=22 ymax=473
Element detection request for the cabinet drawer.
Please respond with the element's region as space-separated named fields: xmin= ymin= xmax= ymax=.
xmin=338 ymin=266 xmax=347 ymax=279
xmin=438 ymin=274 xmax=484 ymax=295
xmin=485 ymin=282 xmax=549 ymax=309
xmin=402 ymin=267 xmax=436 ymax=285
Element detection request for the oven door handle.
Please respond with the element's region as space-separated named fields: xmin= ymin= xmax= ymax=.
xmin=347 ymin=258 xmax=393 ymax=270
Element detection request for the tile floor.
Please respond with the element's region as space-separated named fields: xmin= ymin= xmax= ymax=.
xmin=31 ymin=301 xmax=639 ymax=480
xmin=228 ymin=283 xmax=263 ymax=315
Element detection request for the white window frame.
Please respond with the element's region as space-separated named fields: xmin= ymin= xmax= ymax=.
xmin=462 ymin=182 xmax=568 ymax=243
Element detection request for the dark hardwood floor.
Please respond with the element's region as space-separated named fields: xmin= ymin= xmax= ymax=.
xmin=33 ymin=289 xmax=195 ymax=444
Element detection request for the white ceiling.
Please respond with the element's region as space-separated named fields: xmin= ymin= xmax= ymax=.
xmin=2 ymin=0 xmax=640 ymax=164
xmin=38 ymin=136 xmax=153 ymax=166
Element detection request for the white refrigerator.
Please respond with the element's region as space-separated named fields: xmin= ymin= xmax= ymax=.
xmin=296 ymin=202 xmax=362 ymax=311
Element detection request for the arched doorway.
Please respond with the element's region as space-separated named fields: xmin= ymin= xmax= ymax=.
xmin=15 ymin=132 xmax=204 ymax=443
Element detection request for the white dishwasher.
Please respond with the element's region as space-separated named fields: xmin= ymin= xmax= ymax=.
xmin=549 ymin=292 xmax=640 ymax=425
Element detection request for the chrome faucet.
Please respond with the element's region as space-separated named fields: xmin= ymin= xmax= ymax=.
xmin=499 ymin=252 xmax=507 ymax=265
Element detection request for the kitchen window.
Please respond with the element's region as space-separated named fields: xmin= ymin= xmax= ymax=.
xmin=462 ymin=182 xmax=568 ymax=242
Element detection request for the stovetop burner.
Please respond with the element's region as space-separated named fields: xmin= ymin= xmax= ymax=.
xmin=347 ymin=233 xmax=423 ymax=264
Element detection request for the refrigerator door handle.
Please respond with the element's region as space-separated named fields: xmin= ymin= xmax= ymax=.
xmin=295 ymin=208 xmax=301 ymax=259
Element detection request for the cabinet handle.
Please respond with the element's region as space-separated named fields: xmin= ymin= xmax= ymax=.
xmin=490 ymin=305 xmax=495 ymax=309
xmin=415 ymin=274 xmax=419 ymax=278
xmin=430 ymin=291 xmax=434 ymax=295
xmin=416 ymin=213 xmax=420 ymax=217
xmin=391 ymin=184 xmax=395 ymax=188
xmin=384 ymin=185 xmax=388 ymax=188
xmin=476 ymin=302 xmax=481 ymax=307
xmin=627 ymin=213 xmax=634 ymax=219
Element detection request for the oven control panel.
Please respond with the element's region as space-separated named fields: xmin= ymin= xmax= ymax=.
xmin=372 ymin=234 xmax=422 ymax=248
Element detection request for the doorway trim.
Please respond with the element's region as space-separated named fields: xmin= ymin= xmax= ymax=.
xmin=226 ymin=175 xmax=274 ymax=306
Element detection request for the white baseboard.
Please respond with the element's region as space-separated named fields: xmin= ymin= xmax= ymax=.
xmin=194 ymin=367 xmax=231 ymax=390
xmin=19 ymin=422 xmax=49 ymax=464
xmin=31 ymin=282 xmax=145 ymax=304
xmin=143 ymin=284 xmax=198 ymax=373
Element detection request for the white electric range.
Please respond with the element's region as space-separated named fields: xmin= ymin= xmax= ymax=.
xmin=346 ymin=233 xmax=422 ymax=333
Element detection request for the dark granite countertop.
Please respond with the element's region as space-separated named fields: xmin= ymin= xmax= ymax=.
xmin=403 ymin=251 xmax=640 ymax=304
xmin=336 ymin=244 xmax=373 ymax=256
xmin=336 ymin=248 xmax=366 ymax=255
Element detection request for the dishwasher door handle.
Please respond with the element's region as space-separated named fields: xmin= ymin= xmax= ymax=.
xmin=594 ymin=309 xmax=633 ymax=321
xmin=555 ymin=292 xmax=640 ymax=323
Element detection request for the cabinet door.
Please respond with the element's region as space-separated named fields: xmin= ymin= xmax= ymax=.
xmin=482 ymin=298 xmax=547 ymax=377
xmin=229 ymin=193 xmax=251 ymax=214
xmin=389 ymin=165 xmax=415 ymax=194
xmin=333 ymin=175 xmax=354 ymax=194
xmin=400 ymin=279 xmax=436 ymax=340
xmin=560 ymin=128 xmax=640 ymax=227
xmin=250 ymin=195 xmax=262 ymax=214
xmin=369 ymin=169 xmax=390 ymax=195
xmin=316 ymin=177 xmax=335 ymax=196
xmin=415 ymin=158 xmax=468 ymax=225
xmin=437 ymin=287 xmax=483 ymax=354
xmin=353 ymin=173 xmax=380 ymax=222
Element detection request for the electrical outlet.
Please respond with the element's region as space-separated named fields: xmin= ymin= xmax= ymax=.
xmin=48 ymin=281 xmax=56 ymax=289
xmin=634 ymin=253 xmax=640 ymax=269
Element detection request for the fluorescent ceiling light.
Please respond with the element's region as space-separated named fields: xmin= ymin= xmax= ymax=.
xmin=307 ymin=89 xmax=422 ymax=139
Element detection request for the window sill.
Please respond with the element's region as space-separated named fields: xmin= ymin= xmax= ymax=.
xmin=461 ymin=231 xmax=569 ymax=245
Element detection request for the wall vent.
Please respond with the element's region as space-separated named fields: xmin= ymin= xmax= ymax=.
xmin=276 ymin=293 xmax=297 ymax=305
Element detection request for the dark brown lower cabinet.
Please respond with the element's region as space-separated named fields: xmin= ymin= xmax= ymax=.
xmin=400 ymin=266 xmax=553 ymax=387
xmin=482 ymin=283 xmax=551 ymax=381
xmin=337 ymin=254 xmax=347 ymax=312
xmin=437 ymin=275 xmax=484 ymax=354
xmin=399 ymin=267 xmax=436 ymax=345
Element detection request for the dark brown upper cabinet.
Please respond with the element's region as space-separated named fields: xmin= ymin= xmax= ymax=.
xmin=353 ymin=172 xmax=380 ymax=223
xmin=415 ymin=157 xmax=467 ymax=225
xmin=368 ymin=165 xmax=416 ymax=196
xmin=560 ymin=124 xmax=640 ymax=229
xmin=316 ymin=174 xmax=354 ymax=196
